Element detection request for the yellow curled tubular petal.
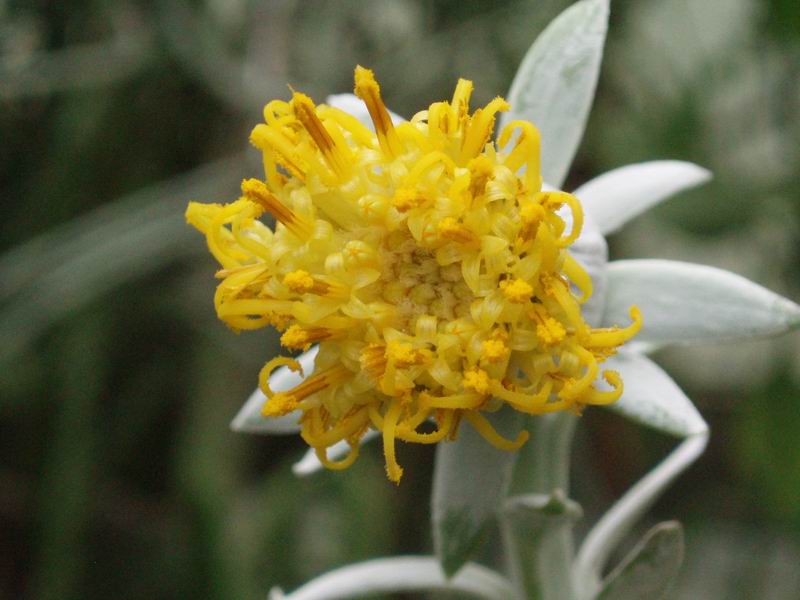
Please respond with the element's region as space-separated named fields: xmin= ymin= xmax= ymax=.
xmin=382 ymin=397 xmax=404 ymax=483
xmin=314 ymin=442 xmax=360 ymax=471
xmin=554 ymin=193 xmax=584 ymax=248
xmin=397 ymin=409 xmax=455 ymax=444
xmin=489 ymin=379 xmax=553 ymax=414
xmin=258 ymin=356 xmax=304 ymax=398
xmin=562 ymin=253 xmax=593 ymax=303
xmin=582 ymin=370 xmax=624 ymax=405
xmin=588 ymin=306 xmax=643 ymax=348
xmin=463 ymin=410 xmax=529 ymax=451
xmin=498 ymin=120 xmax=541 ymax=189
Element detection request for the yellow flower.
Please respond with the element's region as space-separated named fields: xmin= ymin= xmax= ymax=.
xmin=186 ymin=66 xmax=641 ymax=483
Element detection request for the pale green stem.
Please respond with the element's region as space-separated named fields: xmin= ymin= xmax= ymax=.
xmin=501 ymin=412 xmax=580 ymax=600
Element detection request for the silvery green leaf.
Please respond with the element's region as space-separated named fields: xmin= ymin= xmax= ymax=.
xmin=432 ymin=407 xmax=525 ymax=577
xmin=230 ymin=346 xmax=319 ymax=434
xmin=500 ymin=492 xmax=582 ymax=600
xmin=501 ymin=0 xmax=609 ymax=187
xmin=573 ymin=161 xmax=711 ymax=235
xmin=568 ymin=210 xmax=608 ymax=327
xmin=603 ymin=260 xmax=800 ymax=346
xmin=602 ymin=352 xmax=707 ymax=438
xmin=292 ymin=429 xmax=380 ymax=476
xmin=574 ymin=434 xmax=708 ymax=596
xmin=271 ymin=556 xmax=518 ymax=600
xmin=597 ymin=521 xmax=684 ymax=600
xmin=325 ymin=93 xmax=405 ymax=128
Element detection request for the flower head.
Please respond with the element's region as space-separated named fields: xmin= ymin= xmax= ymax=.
xmin=186 ymin=66 xmax=641 ymax=482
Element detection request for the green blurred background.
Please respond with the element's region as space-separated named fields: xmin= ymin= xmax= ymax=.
xmin=2 ymin=0 xmax=799 ymax=598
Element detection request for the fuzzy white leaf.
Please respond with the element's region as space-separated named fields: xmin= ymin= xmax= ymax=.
xmin=568 ymin=209 xmax=608 ymax=327
xmin=501 ymin=0 xmax=609 ymax=187
xmin=272 ymin=556 xmax=518 ymax=600
xmin=432 ymin=408 xmax=525 ymax=577
xmin=574 ymin=434 xmax=708 ymax=597
xmin=292 ymin=429 xmax=380 ymax=476
xmin=603 ymin=260 xmax=800 ymax=346
xmin=325 ymin=93 xmax=405 ymax=129
xmin=598 ymin=521 xmax=685 ymax=600
xmin=574 ymin=161 xmax=711 ymax=235
xmin=603 ymin=352 xmax=707 ymax=437
xmin=230 ymin=346 xmax=319 ymax=434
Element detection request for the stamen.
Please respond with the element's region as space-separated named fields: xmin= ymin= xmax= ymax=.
xmin=283 ymin=269 xmax=349 ymax=298
xmin=462 ymin=367 xmax=491 ymax=395
xmin=392 ymin=188 xmax=428 ymax=212
xmin=480 ymin=339 xmax=509 ymax=363
xmin=266 ymin=365 xmax=351 ymax=414
xmin=291 ymin=91 xmax=352 ymax=180
xmin=530 ymin=304 xmax=567 ymax=345
xmin=500 ymin=278 xmax=534 ymax=304
xmin=467 ymin=155 xmax=494 ymax=199
xmin=360 ymin=343 xmax=388 ymax=378
xmin=280 ymin=324 xmax=336 ymax=351
xmin=354 ymin=66 xmax=404 ymax=158
xmin=386 ymin=342 xmax=432 ymax=368
xmin=241 ymin=178 xmax=312 ymax=239
xmin=438 ymin=218 xmax=477 ymax=244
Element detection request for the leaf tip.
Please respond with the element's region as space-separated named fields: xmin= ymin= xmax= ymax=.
xmin=435 ymin=509 xmax=487 ymax=579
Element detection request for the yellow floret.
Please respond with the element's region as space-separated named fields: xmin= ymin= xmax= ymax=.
xmin=283 ymin=270 xmax=315 ymax=293
xmin=463 ymin=368 xmax=491 ymax=395
xmin=501 ymin=278 xmax=534 ymax=303
xmin=480 ymin=339 xmax=509 ymax=363
xmin=536 ymin=318 xmax=566 ymax=345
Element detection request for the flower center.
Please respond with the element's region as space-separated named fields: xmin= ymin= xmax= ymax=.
xmin=186 ymin=66 xmax=641 ymax=483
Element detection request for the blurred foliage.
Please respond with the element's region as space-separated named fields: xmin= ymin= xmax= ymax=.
xmin=1 ymin=0 xmax=799 ymax=598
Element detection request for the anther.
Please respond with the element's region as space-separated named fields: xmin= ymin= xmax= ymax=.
xmin=354 ymin=66 xmax=404 ymax=158
xmin=291 ymin=92 xmax=352 ymax=180
xmin=241 ymin=178 xmax=312 ymax=238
